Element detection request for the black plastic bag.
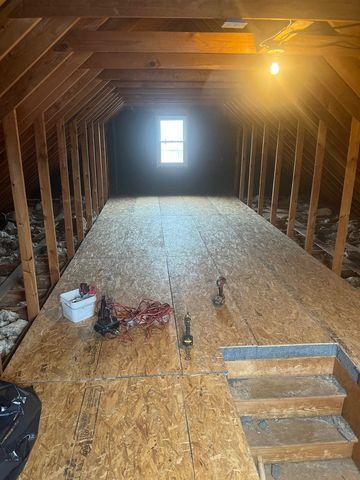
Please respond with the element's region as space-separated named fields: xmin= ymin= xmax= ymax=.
xmin=0 ymin=381 xmax=41 ymax=480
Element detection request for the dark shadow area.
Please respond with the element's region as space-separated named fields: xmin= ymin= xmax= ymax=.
xmin=106 ymin=106 xmax=237 ymax=196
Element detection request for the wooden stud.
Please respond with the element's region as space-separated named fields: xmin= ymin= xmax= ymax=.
xmin=270 ymin=121 xmax=284 ymax=225
xmin=34 ymin=113 xmax=60 ymax=285
xmin=56 ymin=119 xmax=75 ymax=260
xmin=69 ymin=120 xmax=84 ymax=242
xmin=332 ymin=117 xmax=360 ymax=274
xmin=233 ymin=127 xmax=241 ymax=196
xmin=287 ymin=121 xmax=305 ymax=238
xmin=94 ymin=123 xmax=104 ymax=210
xmin=239 ymin=124 xmax=249 ymax=201
xmin=100 ymin=123 xmax=109 ymax=201
xmin=88 ymin=123 xmax=99 ymax=215
xmin=305 ymin=120 xmax=328 ymax=253
xmin=247 ymin=124 xmax=257 ymax=207
xmin=258 ymin=124 xmax=269 ymax=216
xmin=3 ymin=110 xmax=39 ymax=321
xmin=79 ymin=119 xmax=93 ymax=229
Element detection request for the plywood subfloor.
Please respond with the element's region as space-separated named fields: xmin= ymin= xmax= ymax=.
xmin=3 ymin=196 xmax=360 ymax=479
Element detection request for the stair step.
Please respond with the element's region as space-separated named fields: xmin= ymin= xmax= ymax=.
xmin=242 ymin=415 xmax=358 ymax=462
xmin=264 ymin=459 xmax=360 ymax=479
xmin=229 ymin=375 xmax=345 ymax=418
xmin=225 ymin=356 xmax=335 ymax=379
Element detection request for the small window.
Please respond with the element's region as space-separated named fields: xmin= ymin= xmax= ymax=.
xmin=158 ymin=117 xmax=186 ymax=165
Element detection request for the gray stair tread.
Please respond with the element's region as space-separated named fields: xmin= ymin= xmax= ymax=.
xmin=264 ymin=459 xmax=360 ymax=479
xmin=242 ymin=416 xmax=357 ymax=448
xmin=229 ymin=375 xmax=345 ymax=400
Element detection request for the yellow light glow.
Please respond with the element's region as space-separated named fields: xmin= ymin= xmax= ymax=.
xmin=270 ymin=61 xmax=280 ymax=75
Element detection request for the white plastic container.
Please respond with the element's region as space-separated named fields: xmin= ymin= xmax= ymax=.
xmin=60 ymin=289 xmax=97 ymax=323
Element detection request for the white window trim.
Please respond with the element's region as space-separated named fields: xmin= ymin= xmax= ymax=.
xmin=157 ymin=115 xmax=187 ymax=167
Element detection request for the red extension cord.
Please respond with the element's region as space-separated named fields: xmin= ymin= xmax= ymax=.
xmin=107 ymin=298 xmax=172 ymax=341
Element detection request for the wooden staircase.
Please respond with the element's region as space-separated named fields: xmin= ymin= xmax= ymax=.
xmin=225 ymin=357 xmax=360 ymax=479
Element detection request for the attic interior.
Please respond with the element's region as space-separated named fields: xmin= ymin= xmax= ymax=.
xmin=0 ymin=1 xmax=360 ymax=479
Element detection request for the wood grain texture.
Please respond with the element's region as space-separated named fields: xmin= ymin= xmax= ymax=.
xmin=332 ymin=117 xmax=360 ymax=274
xmin=63 ymin=31 xmax=256 ymax=54
xmin=183 ymin=374 xmax=259 ymax=480
xmin=2 ymin=196 xmax=360 ymax=480
xmin=3 ymin=110 xmax=39 ymax=320
xmin=19 ymin=377 xmax=193 ymax=480
xmin=226 ymin=356 xmax=336 ymax=379
xmin=69 ymin=119 xmax=84 ymax=242
xmin=333 ymin=359 xmax=360 ymax=468
xmin=34 ymin=113 xmax=60 ymax=285
xmin=305 ymin=119 xmax=327 ymax=253
xmin=270 ymin=121 xmax=284 ymax=224
xmin=287 ymin=120 xmax=305 ymax=237
xmin=247 ymin=124 xmax=257 ymax=206
xmin=13 ymin=0 xmax=360 ymax=21
xmin=56 ymin=119 xmax=75 ymax=259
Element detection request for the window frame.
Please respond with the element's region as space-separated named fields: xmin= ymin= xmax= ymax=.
xmin=157 ymin=115 xmax=187 ymax=167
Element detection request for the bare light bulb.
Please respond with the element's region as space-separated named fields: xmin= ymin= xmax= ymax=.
xmin=270 ymin=61 xmax=280 ymax=75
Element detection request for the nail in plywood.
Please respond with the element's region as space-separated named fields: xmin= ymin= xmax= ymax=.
xmin=239 ymin=124 xmax=249 ymax=201
xmin=34 ymin=113 xmax=60 ymax=285
xmin=87 ymin=123 xmax=99 ymax=214
xmin=56 ymin=119 xmax=75 ymax=260
xmin=3 ymin=109 xmax=39 ymax=321
xmin=305 ymin=119 xmax=328 ymax=253
xmin=270 ymin=121 xmax=284 ymax=225
xmin=69 ymin=119 xmax=84 ymax=242
xmin=287 ymin=120 xmax=305 ymax=238
xmin=332 ymin=117 xmax=360 ymax=274
xmin=247 ymin=124 xmax=257 ymax=207
xmin=258 ymin=124 xmax=269 ymax=216
xmin=79 ymin=119 xmax=93 ymax=229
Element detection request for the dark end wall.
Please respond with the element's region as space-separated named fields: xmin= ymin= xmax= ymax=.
xmin=106 ymin=106 xmax=237 ymax=196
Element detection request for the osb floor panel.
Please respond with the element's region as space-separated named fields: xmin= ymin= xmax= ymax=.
xmin=2 ymin=196 xmax=360 ymax=480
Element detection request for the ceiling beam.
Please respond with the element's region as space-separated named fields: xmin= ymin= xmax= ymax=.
xmin=12 ymin=0 xmax=360 ymax=22
xmin=0 ymin=18 xmax=42 ymax=61
xmin=109 ymin=81 xmax=245 ymax=89
xmin=283 ymin=34 xmax=360 ymax=57
xmin=59 ymin=31 xmax=257 ymax=54
xmin=0 ymin=17 xmax=78 ymax=98
xmin=99 ymin=69 xmax=252 ymax=82
xmin=84 ymin=53 xmax=267 ymax=70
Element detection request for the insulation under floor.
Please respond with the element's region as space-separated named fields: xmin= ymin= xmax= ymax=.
xmin=2 ymin=196 xmax=360 ymax=479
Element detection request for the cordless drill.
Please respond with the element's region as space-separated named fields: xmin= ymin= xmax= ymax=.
xmin=212 ymin=276 xmax=227 ymax=306
xmin=94 ymin=296 xmax=120 ymax=337
xmin=182 ymin=313 xmax=193 ymax=360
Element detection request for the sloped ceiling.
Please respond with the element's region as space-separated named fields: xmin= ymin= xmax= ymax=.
xmin=0 ymin=0 xmax=359 ymax=214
